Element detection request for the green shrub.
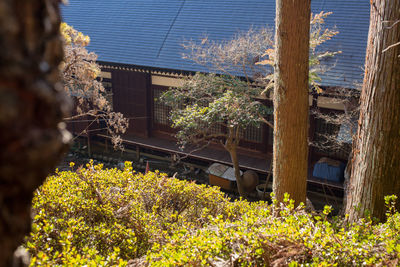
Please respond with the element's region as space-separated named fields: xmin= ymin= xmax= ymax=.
xmin=26 ymin=161 xmax=239 ymax=265
xmin=26 ymin=162 xmax=400 ymax=266
xmin=147 ymin=196 xmax=400 ymax=266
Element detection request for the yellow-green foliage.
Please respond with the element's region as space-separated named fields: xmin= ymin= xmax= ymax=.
xmin=27 ymin=162 xmax=400 ymax=266
xmin=147 ymin=196 xmax=400 ymax=266
xmin=27 ymin=161 xmax=237 ymax=266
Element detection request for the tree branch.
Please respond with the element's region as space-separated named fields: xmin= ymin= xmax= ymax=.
xmin=382 ymin=41 xmax=400 ymax=53
xmin=260 ymin=116 xmax=274 ymax=129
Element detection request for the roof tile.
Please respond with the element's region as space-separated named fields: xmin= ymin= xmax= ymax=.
xmin=62 ymin=0 xmax=370 ymax=88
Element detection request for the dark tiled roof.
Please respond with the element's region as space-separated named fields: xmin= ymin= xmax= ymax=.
xmin=62 ymin=0 xmax=370 ymax=88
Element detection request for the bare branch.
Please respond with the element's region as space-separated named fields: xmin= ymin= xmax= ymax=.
xmin=60 ymin=23 xmax=129 ymax=149
xmin=382 ymin=41 xmax=400 ymax=53
xmin=260 ymin=116 xmax=274 ymax=129
xmin=382 ymin=19 xmax=400 ymax=29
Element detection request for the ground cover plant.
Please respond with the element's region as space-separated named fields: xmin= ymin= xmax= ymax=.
xmin=26 ymin=162 xmax=400 ymax=266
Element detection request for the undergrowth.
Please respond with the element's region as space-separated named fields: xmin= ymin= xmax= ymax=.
xmin=26 ymin=161 xmax=400 ymax=266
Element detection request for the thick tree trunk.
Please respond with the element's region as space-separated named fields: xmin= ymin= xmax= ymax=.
xmin=345 ymin=0 xmax=400 ymax=222
xmin=272 ymin=0 xmax=310 ymax=206
xmin=0 ymin=0 xmax=69 ymax=265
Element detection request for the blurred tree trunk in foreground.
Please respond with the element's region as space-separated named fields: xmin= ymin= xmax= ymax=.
xmin=0 ymin=0 xmax=70 ymax=265
xmin=273 ymin=0 xmax=311 ymax=206
xmin=345 ymin=0 xmax=400 ymax=222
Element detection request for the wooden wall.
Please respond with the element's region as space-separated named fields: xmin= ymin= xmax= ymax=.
xmin=111 ymin=70 xmax=151 ymax=137
xmin=104 ymin=68 xmax=353 ymax=162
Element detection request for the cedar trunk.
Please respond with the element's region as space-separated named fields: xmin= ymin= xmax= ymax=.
xmin=273 ymin=0 xmax=310 ymax=206
xmin=345 ymin=0 xmax=400 ymax=222
xmin=0 ymin=0 xmax=69 ymax=265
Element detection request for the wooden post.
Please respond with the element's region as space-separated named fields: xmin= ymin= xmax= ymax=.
xmin=136 ymin=146 xmax=140 ymax=161
xmin=104 ymin=138 xmax=109 ymax=153
xmin=87 ymin=131 xmax=92 ymax=158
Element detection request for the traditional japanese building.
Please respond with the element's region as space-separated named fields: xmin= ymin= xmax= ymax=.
xmin=62 ymin=0 xmax=370 ymax=190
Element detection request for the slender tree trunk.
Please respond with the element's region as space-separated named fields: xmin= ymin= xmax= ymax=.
xmin=345 ymin=0 xmax=400 ymax=222
xmin=225 ymin=127 xmax=246 ymax=197
xmin=0 ymin=0 xmax=69 ymax=265
xmin=272 ymin=0 xmax=311 ymax=206
xmin=227 ymin=146 xmax=246 ymax=197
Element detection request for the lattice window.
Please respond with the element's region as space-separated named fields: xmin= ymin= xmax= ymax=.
xmin=242 ymin=124 xmax=263 ymax=143
xmin=198 ymin=122 xmax=224 ymax=137
xmin=102 ymin=81 xmax=113 ymax=109
xmin=313 ymin=117 xmax=350 ymax=160
xmin=153 ymin=88 xmax=171 ymax=126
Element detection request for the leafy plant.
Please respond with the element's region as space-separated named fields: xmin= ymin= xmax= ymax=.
xmin=26 ymin=161 xmax=238 ymax=265
xmin=26 ymin=163 xmax=400 ymax=266
xmin=162 ymin=73 xmax=268 ymax=197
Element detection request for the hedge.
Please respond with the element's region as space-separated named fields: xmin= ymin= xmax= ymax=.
xmin=26 ymin=161 xmax=400 ymax=266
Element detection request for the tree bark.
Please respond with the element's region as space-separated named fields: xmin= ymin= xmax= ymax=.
xmin=0 ymin=0 xmax=70 ymax=265
xmin=345 ymin=0 xmax=400 ymax=222
xmin=272 ymin=0 xmax=311 ymax=206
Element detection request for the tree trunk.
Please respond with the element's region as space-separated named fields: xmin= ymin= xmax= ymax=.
xmin=272 ymin=0 xmax=311 ymax=206
xmin=0 ymin=0 xmax=70 ymax=265
xmin=227 ymin=145 xmax=246 ymax=197
xmin=225 ymin=127 xmax=246 ymax=197
xmin=345 ymin=0 xmax=400 ymax=222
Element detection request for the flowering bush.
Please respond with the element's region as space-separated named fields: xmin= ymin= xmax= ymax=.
xmin=26 ymin=162 xmax=400 ymax=266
